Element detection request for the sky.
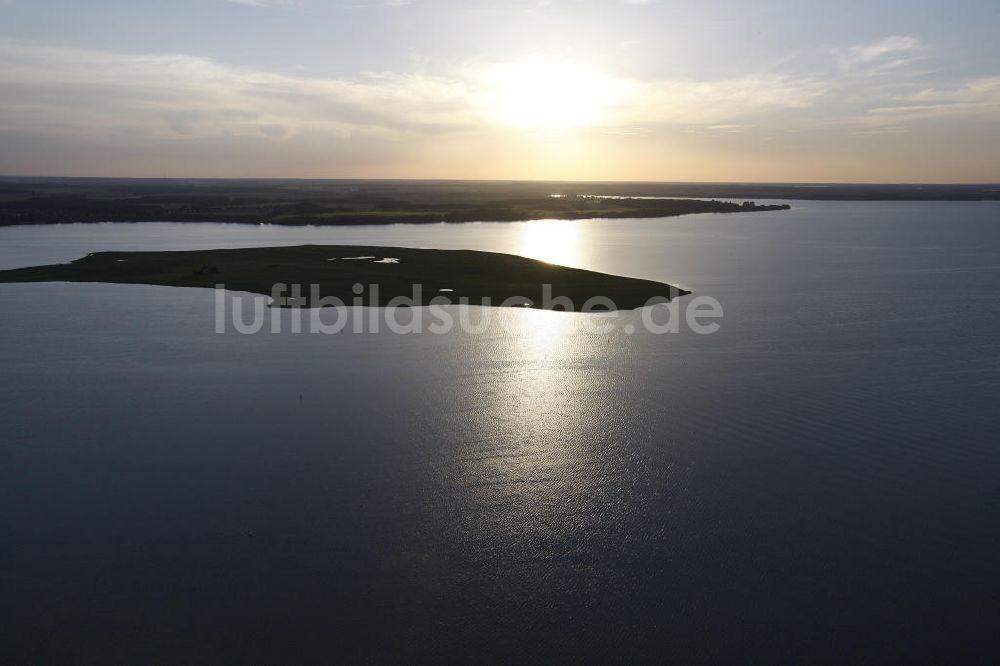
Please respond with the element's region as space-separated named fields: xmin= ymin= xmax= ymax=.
xmin=1 ymin=0 xmax=999 ymax=182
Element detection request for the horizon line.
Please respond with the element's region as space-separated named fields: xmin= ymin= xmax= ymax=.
xmin=1 ymin=174 xmax=998 ymax=187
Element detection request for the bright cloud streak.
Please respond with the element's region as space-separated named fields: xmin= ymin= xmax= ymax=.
xmin=0 ymin=40 xmax=829 ymax=139
xmin=0 ymin=30 xmax=998 ymax=181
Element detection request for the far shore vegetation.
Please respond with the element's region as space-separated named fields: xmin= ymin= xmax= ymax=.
xmin=0 ymin=178 xmax=804 ymax=226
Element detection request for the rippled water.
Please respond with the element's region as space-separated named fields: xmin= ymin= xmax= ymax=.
xmin=2 ymin=202 xmax=999 ymax=662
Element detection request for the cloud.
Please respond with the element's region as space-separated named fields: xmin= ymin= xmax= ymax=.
xmin=0 ymin=39 xmax=477 ymax=142
xmin=836 ymin=35 xmax=924 ymax=74
xmin=1 ymin=36 xmax=996 ymax=178
xmin=0 ymin=40 xmax=830 ymax=145
xmin=867 ymin=77 xmax=1000 ymax=120
xmin=221 ymin=0 xmax=298 ymax=7
xmin=848 ymin=35 xmax=919 ymax=63
xmin=849 ymin=126 xmax=908 ymax=136
xmin=629 ymin=75 xmax=825 ymax=125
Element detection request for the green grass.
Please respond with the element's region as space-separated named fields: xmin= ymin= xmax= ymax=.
xmin=0 ymin=245 xmax=691 ymax=310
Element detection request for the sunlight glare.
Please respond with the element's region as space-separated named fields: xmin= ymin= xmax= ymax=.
xmin=478 ymin=57 xmax=624 ymax=130
xmin=519 ymin=219 xmax=581 ymax=267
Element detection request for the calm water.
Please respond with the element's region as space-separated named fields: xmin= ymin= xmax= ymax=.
xmin=2 ymin=202 xmax=999 ymax=662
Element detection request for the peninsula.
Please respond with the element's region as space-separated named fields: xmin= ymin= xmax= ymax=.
xmin=0 ymin=245 xmax=691 ymax=310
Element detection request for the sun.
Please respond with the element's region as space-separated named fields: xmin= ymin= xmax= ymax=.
xmin=477 ymin=57 xmax=624 ymax=130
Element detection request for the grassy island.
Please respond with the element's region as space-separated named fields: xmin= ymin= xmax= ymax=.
xmin=0 ymin=245 xmax=691 ymax=310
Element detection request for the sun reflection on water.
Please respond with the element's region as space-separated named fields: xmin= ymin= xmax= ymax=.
xmin=416 ymin=218 xmax=610 ymax=550
xmin=510 ymin=307 xmax=578 ymax=365
xmin=519 ymin=219 xmax=581 ymax=267
xmin=444 ymin=306 xmax=605 ymax=552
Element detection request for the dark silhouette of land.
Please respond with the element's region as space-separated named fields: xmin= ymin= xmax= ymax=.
xmin=0 ymin=245 xmax=690 ymax=310
xmin=0 ymin=178 xmax=806 ymax=226
xmin=0 ymin=177 xmax=996 ymax=229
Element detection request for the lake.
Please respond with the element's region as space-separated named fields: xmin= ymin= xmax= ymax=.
xmin=2 ymin=201 xmax=999 ymax=662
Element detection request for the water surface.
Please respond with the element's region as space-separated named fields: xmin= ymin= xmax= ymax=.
xmin=2 ymin=202 xmax=999 ymax=662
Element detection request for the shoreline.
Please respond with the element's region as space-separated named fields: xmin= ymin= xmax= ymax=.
xmin=0 ymin=244 xmax=692 ymax=311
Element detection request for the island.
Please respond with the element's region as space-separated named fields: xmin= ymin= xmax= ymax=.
xmin=0 ymin=245 xmax=691 ymax=310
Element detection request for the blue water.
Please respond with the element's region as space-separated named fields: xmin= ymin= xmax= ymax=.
xmin=2 ymin=202 xmax=999 ymax=662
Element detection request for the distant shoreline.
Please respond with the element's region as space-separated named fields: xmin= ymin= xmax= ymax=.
xmin=0 ymin=178 xmax=792 ymax=227
xmin=2 ymin=176 xmax=997 ymax=201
